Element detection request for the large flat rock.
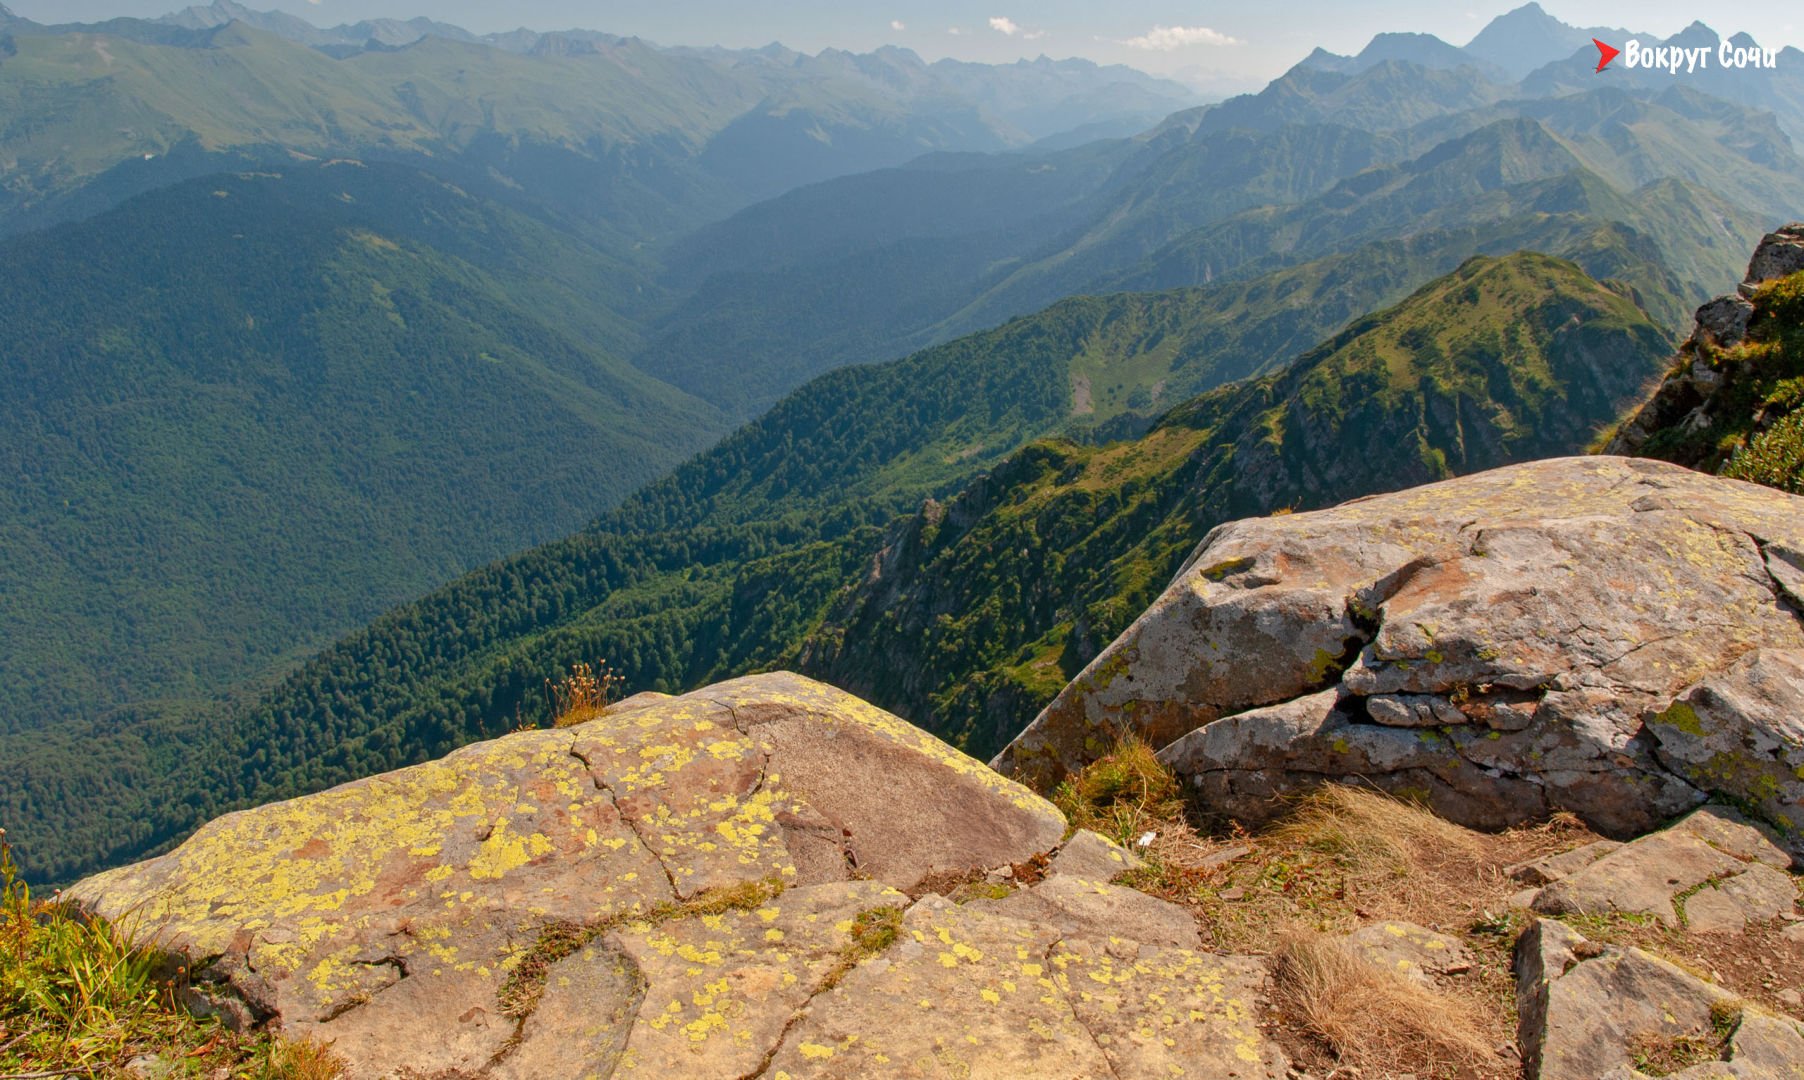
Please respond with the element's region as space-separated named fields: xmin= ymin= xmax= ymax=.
xmin=70 ymin=673 xmax=1288 ymax=1078
xmin=1516 ymin=918 xmax=1804 ymax=1080
xmin=68 ymin=673 xmax=1069 ymax=1077
xmin=996 ymin=457 xmax=1804 ymax=853
xmin=760 ymin=895 xmax=1285 ymax=1079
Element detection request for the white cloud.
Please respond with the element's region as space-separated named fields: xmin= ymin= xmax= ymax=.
xmin=988 ymin=16 xmax=1046 ymax=39
xmin=891 ymin=19 xmax=905 ymax=30
xmin=948 ymin=26 xmax=964 ymax=35
xmin=1119 ymin=25 xmax=1241 ymax=50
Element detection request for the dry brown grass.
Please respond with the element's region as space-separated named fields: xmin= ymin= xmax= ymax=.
xmin=1042 ymin=749 xmax=1608 ymax=1079
xmin=1272 ymin=784 xmax=1488 ymax=879
xmin=1271 ymin=931 xmax=1498 ymax=1076
xmin=547 ymin=661 xmax=624 ymax=728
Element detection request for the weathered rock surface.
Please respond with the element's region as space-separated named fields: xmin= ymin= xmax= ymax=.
xmin=1609 ymin=223 xmax=1804 ymax=456
xmin=1507 ymin=840 xmax=1622 ymax=887
xmin=967 ymin=871 xmax=1201 ymax=950
xmin=762 ymin=895 xmax=1282 ymax=1079
xmin=1516 ymin=918 xmax=1804 ymax=1079
xmin=1343 ymin=920 xmax=1472 ymax=985
xmin=995 ymin=456 xmax=1804 ymax=855
xmin=1648 ymin=650 xmax=1804 ymax=844
xmin=1511 ymin=807 xmax=1799 ymax=934
xmin=71 ymin=673 xmax=1287 ymax=1079
xmin=1046 ymin=827 xmax=1144 ymax=881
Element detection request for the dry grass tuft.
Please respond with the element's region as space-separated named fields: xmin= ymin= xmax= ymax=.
xmin=1271 ymin=931 xmax=1497 ymax=1076
xmin=264 ymin=1036 xmax=348 ymax=1080
xmin=1273 ymin=784 xmax=1489 ymax=884
xmin=1088 ymin=777 xmax=1602 ymax=1079
xmin=548 ymin=661 xmax=624 ymax=728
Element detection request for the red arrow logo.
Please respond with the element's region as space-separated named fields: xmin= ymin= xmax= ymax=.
xmin=1593 ymin=38 xmax=1620 ymax=72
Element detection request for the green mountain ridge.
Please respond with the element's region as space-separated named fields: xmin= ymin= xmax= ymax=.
xmin=2 ymin=247 xmax=1672 ymax=886
xmin=803 ymin=252 xmax=1673 ymax=754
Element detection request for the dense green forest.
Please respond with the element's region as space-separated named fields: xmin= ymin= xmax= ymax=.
xmin=4 ymin=249 xmax=1672 ymax=885
xmin=0 ymin=164 xmax=725 ymax=745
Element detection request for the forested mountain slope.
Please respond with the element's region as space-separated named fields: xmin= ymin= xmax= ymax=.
xmin=802 ymin=252 xmax=1673 ymax=754
xmin=0 ymin=163 xmax=722 ymax=747
xmin=4 ymin=249 xmax=1671 ymax=885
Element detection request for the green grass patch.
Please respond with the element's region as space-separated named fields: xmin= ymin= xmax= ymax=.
xmin=0 ymin=831 xmax=340 ymax=1077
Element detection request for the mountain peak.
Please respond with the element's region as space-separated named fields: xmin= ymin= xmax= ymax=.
xmin=1462 ymin=1 xmax=1629 ymax=80
xmin=1666 ymin=20 xmax=1721 ymax=47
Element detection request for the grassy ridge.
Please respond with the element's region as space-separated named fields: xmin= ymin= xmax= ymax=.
xmin=805 ymin=252 xmax=1673 ymax=754
xmin=1631 ymin=269 xmax=1804 ymax=487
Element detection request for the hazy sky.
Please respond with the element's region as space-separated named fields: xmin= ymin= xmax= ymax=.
xmin=12 ymin=1 xmax=1802 ymax=90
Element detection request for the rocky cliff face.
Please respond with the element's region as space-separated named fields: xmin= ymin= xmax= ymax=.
xmin=995 ymin=456 xmax=1804 ymax=854
xmin=1608 ymin=223 xmax=1804 ymax=474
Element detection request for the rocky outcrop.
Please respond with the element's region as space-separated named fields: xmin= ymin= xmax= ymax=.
xmin=1607 ymin=223 xmax=1804 ymax=459
xmin=70 ymin=673 xmax=1286 ymax=1079
xmin=1515 ymin=806 xmax=1798 ymax=932
xmin=1515 ymin=919 xmax=1804 ymax=1079
xmin=994 ymin=456 xmax=1804 ymax=856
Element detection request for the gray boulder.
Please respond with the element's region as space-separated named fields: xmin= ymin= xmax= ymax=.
xmin=995 ymin=457 xmax=1804 ymax=856
xmin=1516 ymin=919 xmax=1804 ymax=1079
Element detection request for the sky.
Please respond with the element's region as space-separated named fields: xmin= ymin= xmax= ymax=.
xmin=11 ymin=1 xmax=1802 ymax=92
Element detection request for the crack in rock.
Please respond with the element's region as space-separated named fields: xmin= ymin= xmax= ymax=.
xmin=567 ymin=741 xmax=681 ymax=900
xmin=737 ymin=895 xmax=924 ymax=1080
xmin=1043 ymin=937 xmax=1126 ymax=1080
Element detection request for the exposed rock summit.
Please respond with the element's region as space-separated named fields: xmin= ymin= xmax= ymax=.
xmin=71 ymin=673 xmax=1285 ymax=1079
xmin=996 ymin=455 xmax=1804 ymax=856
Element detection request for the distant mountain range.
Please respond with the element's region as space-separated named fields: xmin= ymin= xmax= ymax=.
xmin=0 ymin=1 xmax=1197 ymax=231
xmin=644 ymin=44 xmax=1804 ymax=415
